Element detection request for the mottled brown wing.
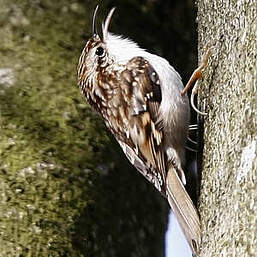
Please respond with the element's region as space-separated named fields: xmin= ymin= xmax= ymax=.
xmin=115 ymin=57 xmax=167 ymax=194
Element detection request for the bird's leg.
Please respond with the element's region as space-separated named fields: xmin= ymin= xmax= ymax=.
xmin=181 ymin=47 xmax=212 ymax=96
xmin=181 ymin=47 xmax=212 ymax=115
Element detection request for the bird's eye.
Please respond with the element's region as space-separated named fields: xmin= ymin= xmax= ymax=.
xmin=95 ymin=47 xmax=105 ymax=57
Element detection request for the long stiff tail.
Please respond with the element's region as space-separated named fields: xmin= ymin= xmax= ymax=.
xmin=166 ymin=167 xmax=201 ymax=256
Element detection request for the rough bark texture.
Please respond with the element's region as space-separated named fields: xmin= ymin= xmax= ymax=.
xmin=197 ymin=0 xmax=256 ymax=256
xmin=0 ymin=1 xmax=169 ymax=256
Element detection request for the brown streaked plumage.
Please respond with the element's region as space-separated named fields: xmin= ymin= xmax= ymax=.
xmin=77 ymin=7 xmax=201 ymax=255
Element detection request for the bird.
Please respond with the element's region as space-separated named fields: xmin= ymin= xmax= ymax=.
xmin=77 ymin=6 xmax=201 ymax=255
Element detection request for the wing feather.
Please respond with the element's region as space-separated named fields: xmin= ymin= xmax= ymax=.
xmin=118 ymin=57 xmax=201 ymax=255
xmin=114 ymin=57 xmax=167 ymax=194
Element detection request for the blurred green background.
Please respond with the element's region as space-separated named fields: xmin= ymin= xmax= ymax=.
xmin=0 ymin=0 xmax=196 ymax=256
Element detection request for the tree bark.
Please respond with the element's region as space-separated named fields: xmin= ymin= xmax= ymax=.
xmin=197 ymin=0 xmax=257 ymax=256
xmin=0 ymin=1 xmax=168 ymax=256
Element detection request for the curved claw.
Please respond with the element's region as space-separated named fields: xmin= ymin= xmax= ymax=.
xmin=185 ymin=146 xmax=198 ymax=152
xmin=189 ymin=124 xmax=198 ymax=131
xmin=187 ymin=136 xmax=197 ymax=145
xmin=182 ymin=47 xmax=213 ymax=116
xmin=190 ymin=81 xmax=207 ymax=116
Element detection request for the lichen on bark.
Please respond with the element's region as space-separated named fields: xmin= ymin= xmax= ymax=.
xmin=197 ymin=0 xmax=257 ymax=256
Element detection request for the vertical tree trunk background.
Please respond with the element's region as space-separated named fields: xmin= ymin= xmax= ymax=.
xmin=197 ymin=0 xmax=256 ymax=256
xmin=0 ymin=0 xmax=198 ymax=256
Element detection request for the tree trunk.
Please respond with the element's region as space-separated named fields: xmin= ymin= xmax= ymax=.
xmin=0 ymin=1 xmax=168 ymax=256
xmin=197 ymin=0 xmax=256 ymax=256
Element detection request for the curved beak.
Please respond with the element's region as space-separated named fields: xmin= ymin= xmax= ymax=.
xmin=92 ymin=5 xmax=99 ymax=36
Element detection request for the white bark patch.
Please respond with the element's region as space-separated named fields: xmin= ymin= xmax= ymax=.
xmin=0 ymin=68 xmax=15 ymax=94
xmin=237 ymin=140 xmax=256 ymax=184
xmin=0 ymin=68 xmax=14 ymax=86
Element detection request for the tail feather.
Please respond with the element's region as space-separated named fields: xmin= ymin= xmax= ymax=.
xmin=166 ymin=167 xmax=201 ymax=256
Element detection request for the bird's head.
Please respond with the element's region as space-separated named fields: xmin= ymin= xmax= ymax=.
xmin=78 ymin=6 xmax=144 ymax=88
